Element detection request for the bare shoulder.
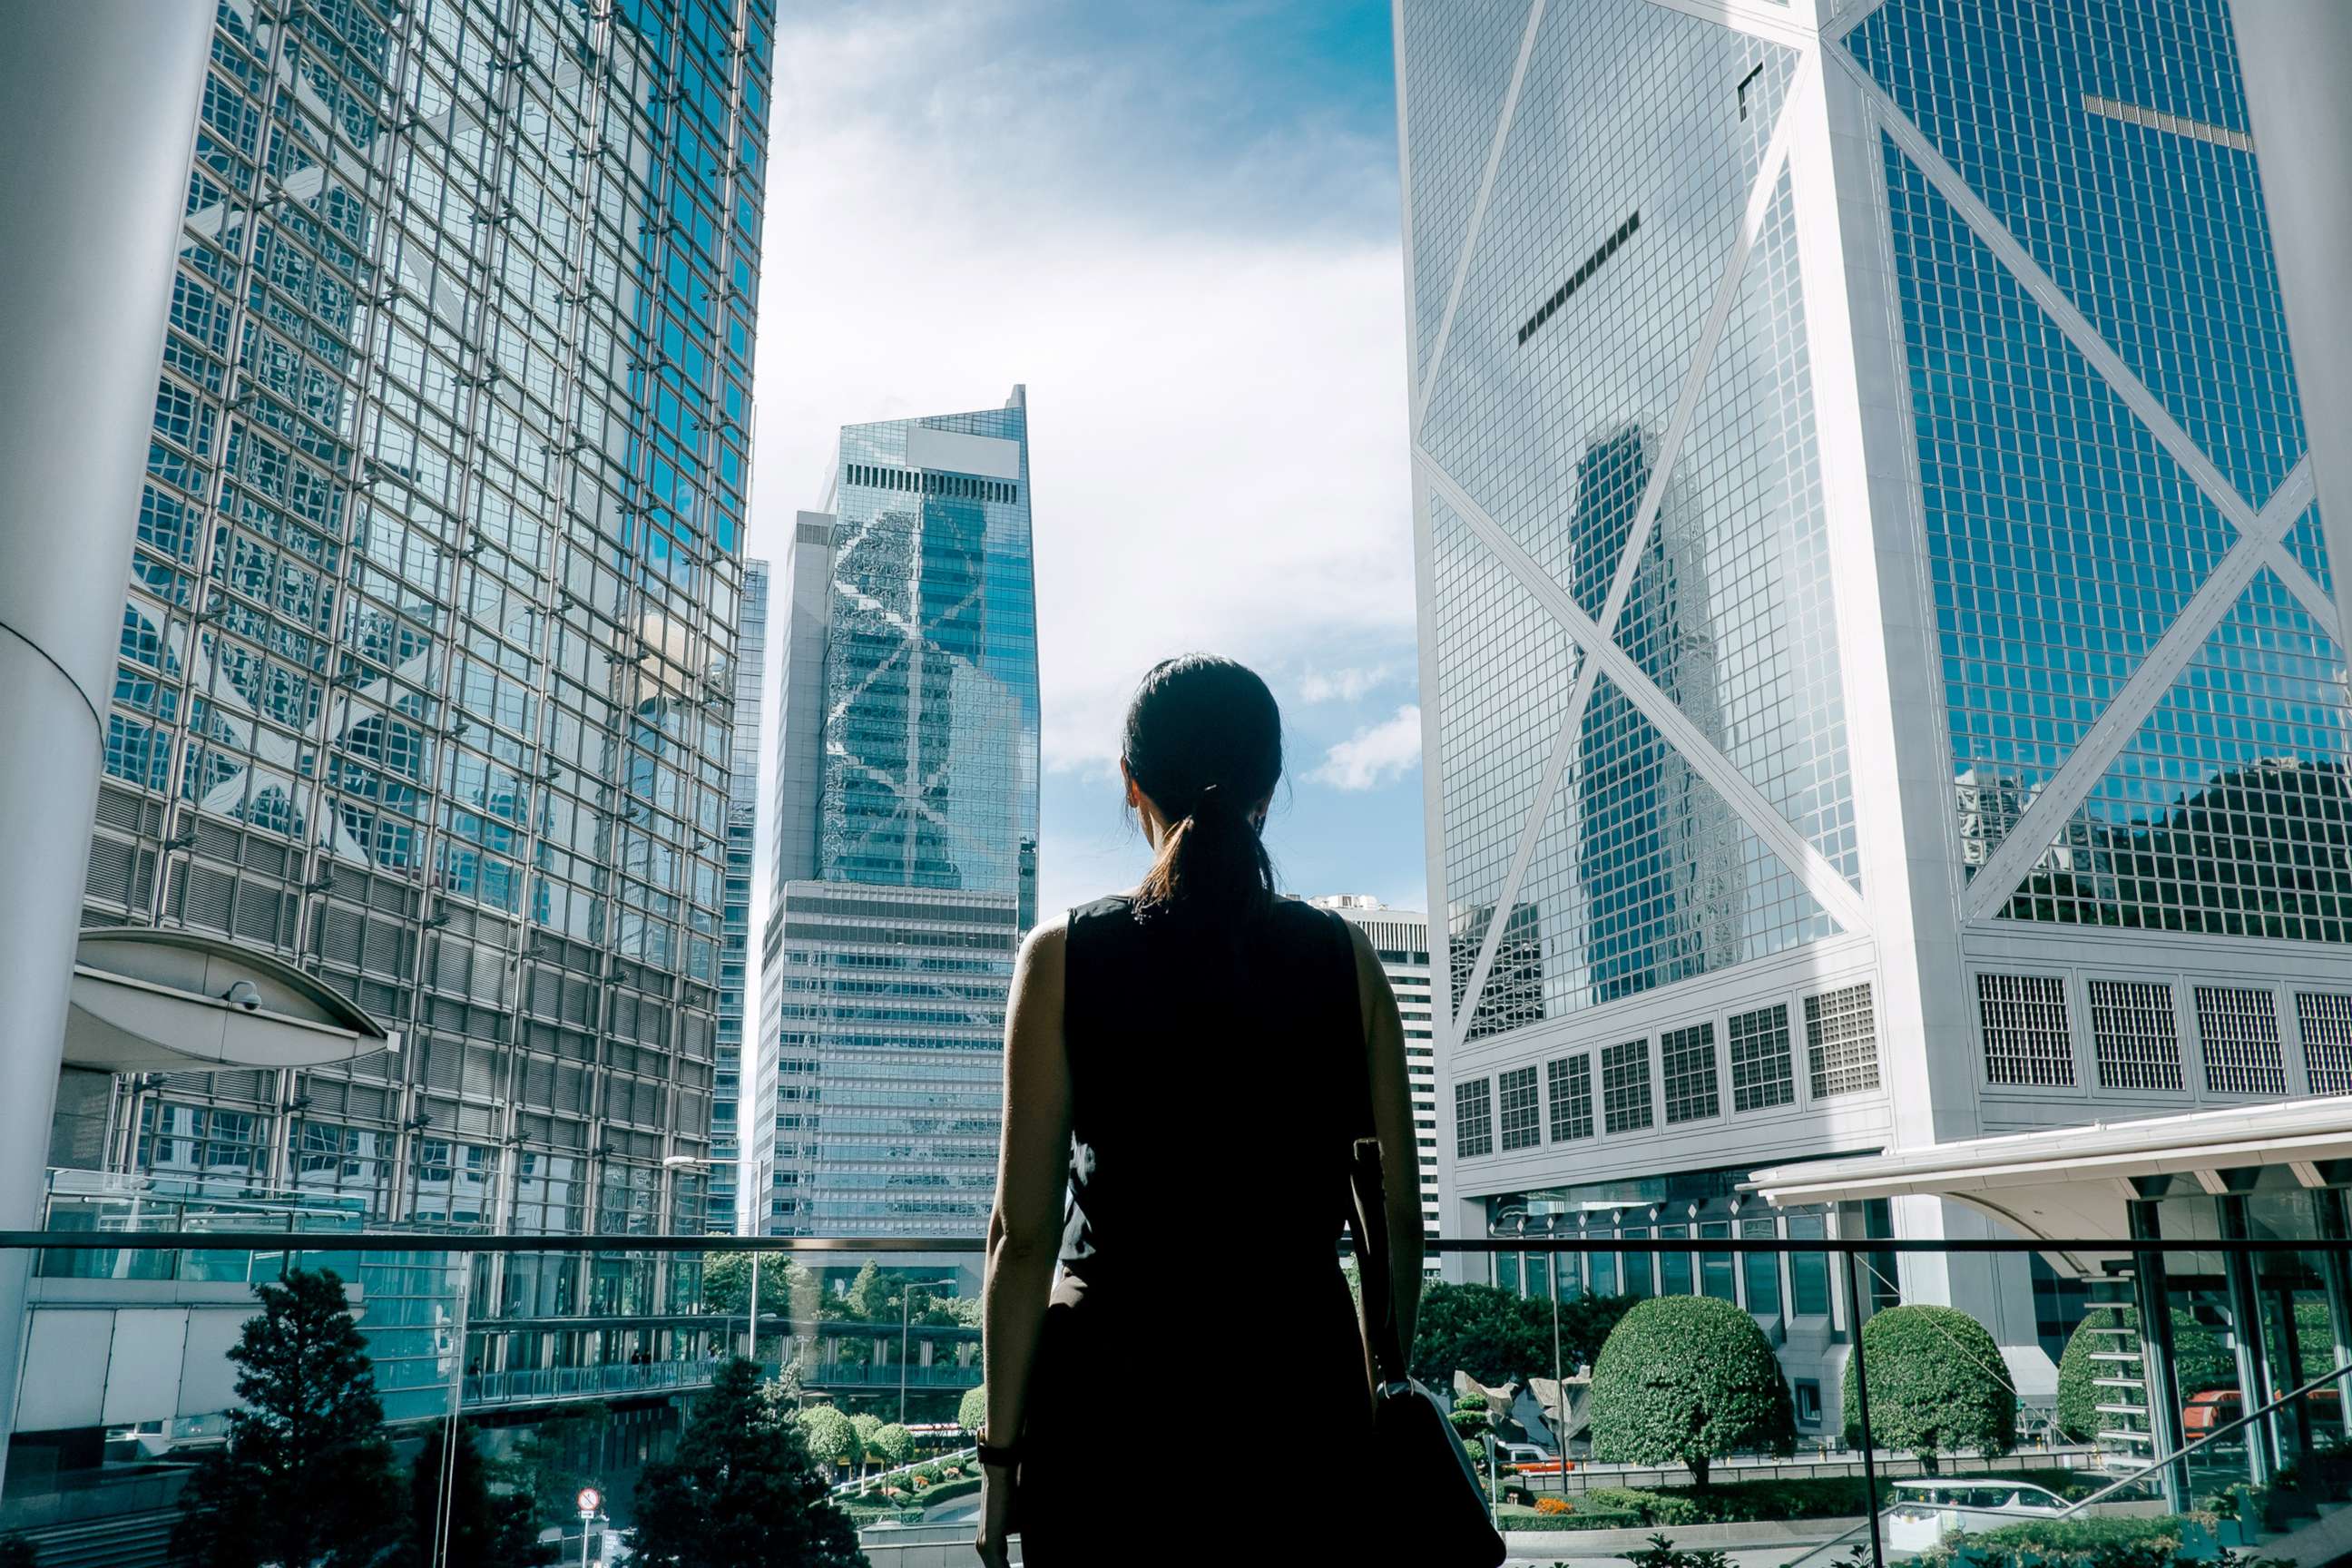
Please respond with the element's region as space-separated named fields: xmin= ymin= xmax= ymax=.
xmin=1015 ymin=912 xmax=1068 ymax=972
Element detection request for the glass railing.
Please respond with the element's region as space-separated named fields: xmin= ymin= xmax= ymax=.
xmin=0 ymin=1227 xmax=2344 ymax=1568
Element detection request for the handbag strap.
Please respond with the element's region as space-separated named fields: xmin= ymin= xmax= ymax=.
xmin=1333 ymin=908 xmax=1409 ymax=1388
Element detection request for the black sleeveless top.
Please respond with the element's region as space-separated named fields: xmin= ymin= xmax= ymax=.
xmin=1056 ymin=893 xmax=1368 ymax=1286
xmin=1017 ymin=894 xmax=1376 ymax=1563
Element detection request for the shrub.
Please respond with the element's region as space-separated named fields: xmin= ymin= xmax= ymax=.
xmin=793 ymin=1404 xmax=858 ymax=1466
xmin=1411 ymin=1281 xmax=1637 ymax=1388
xmin=1841 ymin=1305 xmax=2017 ymax=1471
xmin=1589 ymin=1296 xmax=1796 ymax=1487
xmin=956 ymin=1384 xmax=987 ymax=1434
xmin=1626 ymin=1534 xmax=1733 ymax=1568
xmin=870 ymin=1422 xmax=914 ymax=1468
xmin=2054 ymin=1307 xmax=2233 ymax=1442
xmin=1913 ymin=1514 xmax=2204 ymax=1568
xmin=1534 ymin=1496 xmax=1574 ymax=1515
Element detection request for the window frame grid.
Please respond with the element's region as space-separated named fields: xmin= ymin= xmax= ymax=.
xmin=2193 ymin=985 xmax=2287 ymax=1097
xmin=1661 ymin=1022 xmax=1720 ymax=1125
xmin=2086 ymin=977 xmax=2185 ymax=1093
xmin=1601 ymin=1037 xmax=1653 ymax=1135
xmin=1729 ymin=1001 xmax=1795 ymax=1112
xmin=1547 ymin=1053 xmax=1593 ymax=1142
xmin=1805 ymin=982 xmax=1882 ymax=1099
xmin=1455 ymin=1076 xmax=1494 ymax=1159
xmin=2298 ymin=992 xmax=2352 ymax=1097
xmin=1497 ymin=1063 xmax=1542 ymax=1152
xmin=1977 ymin=972 xmax=2078 ymax=1088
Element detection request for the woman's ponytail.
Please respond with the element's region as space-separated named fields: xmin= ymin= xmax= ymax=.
xmin=1122 ymin=657 xmax=1282 ymax=925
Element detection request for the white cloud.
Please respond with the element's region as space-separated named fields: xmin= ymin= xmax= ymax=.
xmin=1312 ymin=705 xmax=1422 ymax=791
xmin=1296 ymin=663 xmax=1396 ymax=703
xmin=746 ymin=3 xmax=1416 ymax=793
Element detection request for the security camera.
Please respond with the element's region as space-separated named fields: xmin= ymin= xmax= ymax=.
xmin=224 ymin=980 xmax=263 ymax=1013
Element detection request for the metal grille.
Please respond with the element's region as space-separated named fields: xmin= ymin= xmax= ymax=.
xmin=1455 ymin=1077 xmax=1493 ymax=1158
xmin=1661 ymin=1024 xmax=1719 ymax=1124
xmin=1806 ymin=983 xmax=1882 ymax=1097
xmin=2299 ymin=993 xmax=2352 ymax=1096
xmin=1729 ymin=1003 xmax=1794 ymax=1111
xmin=1498 ymin=1065 xmax=1541 ymax=1151
xmin=1977 ymin=974 xmax=2075 ymax=1086
xmin=2195 ymin=986 xmax=2286 ymax=1096
xmin=1548 ymin=1054 xmax=1593 ymax=1142
xmin=2087 ymin=979 xmax=2183 ymax=1091
xmin=1602 ymin=1038 xmax=1653 ymax=1134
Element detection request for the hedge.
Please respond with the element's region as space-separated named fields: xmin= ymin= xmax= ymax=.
xmin=1589 ymin=1296 xmax=1796 ymax=1487
xmin=1915 ymin=1514 xmax=2212 ymax=1568
xmin=1842 ymin=1305 xmax=2016 ymax=1467
xmin=2054 ymin=1308 xmax=2233 ymax=1442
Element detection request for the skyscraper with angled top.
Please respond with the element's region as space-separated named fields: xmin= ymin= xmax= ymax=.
xmin=760 ymin=388 xmax=1039 ymax=1240
xmin=1397 ymin=0 xmax=2347 ymax=1436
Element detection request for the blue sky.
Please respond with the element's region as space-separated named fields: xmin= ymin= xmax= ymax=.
xmin=746 ymin=0 xmax=1432 ymax=917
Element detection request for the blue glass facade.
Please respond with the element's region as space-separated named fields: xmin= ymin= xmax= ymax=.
xmin=761 ymin=393 xmax=1038 ymax=1237
xmin=1855 ymin=0 xmax=2348 ymax=940
xmin=1410 ymin=0 xmax=1855 ymax=1042
xmin=77 ymin=0 xmax=775 ymax=1376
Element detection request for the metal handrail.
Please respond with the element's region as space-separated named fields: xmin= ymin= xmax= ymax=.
xmin=830 ymin=1445 xmax=979 ymax=1498
xmin=2054 ymin=1355 xmax=2352 ymax=1517
xmin=5 ymin=1230 xmax=2344 ymax=1253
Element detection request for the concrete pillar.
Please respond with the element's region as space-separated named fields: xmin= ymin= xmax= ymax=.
xmin=2233 ymin=2 xmax=2352 ymax=637
xmin=0 ymin=4 xmax=211 ymax=1483
xmin=2128 ymin=1198 xmax=2188 ymax=1513
xmin=2315 ymin=1188 xmax=2352 ymax=1376
xmin=2219 ymin=1195 xmax=2278 ymax=1486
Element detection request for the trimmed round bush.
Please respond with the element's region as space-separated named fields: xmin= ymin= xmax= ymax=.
xmin=794 ymin=1403 xmax=858 ymax=1466
xmin=2054 ymin=1306 xmax=2233 ymax=1442
xmin=1588 ymin=1295 xmax=1796 ymax=1487
xmin=1841 ymin=1304 xmax=2016 ymax=1470
xmin=957 ymin=1384 xmax=987 ymax=1433
xmin=872 ymin=1422 xmax=915 ymax=1468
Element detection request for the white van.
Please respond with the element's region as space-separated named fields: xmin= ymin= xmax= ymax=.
xmin=1881 ymin=1479 xmax=2068 ymax=1553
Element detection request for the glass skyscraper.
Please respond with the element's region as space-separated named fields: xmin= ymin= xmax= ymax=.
xmin=1400 ymin=0 xmax=2345 ymax=1433
xmin=71 ymin=0 xmax=773 ymax=1357
xmin=760 ymin=389 xmax=1039 ymax=1238
xmin=713 ymin=559 xmax=768 ymax=1234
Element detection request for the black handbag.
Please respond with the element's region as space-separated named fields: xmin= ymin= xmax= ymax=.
xmin=1348 ymin=1133 xmax=1507 ymax=1567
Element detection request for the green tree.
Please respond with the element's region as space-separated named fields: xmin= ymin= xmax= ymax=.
xmin=1407 ymin=1280 xmax=1634 ymax=1388
xmin=870 ymin=1424 xmax=915 ymax=1470
xmin=841 ymin=1261 xmax=889 ymax=1321
xmin=793 ymin=1405 xmax=858 ymax=1471
xmin=1840 ymin=1305 xmax=2016 ymax=1472
xmin=406 ymin=1420 xmax=550 ymax=1568
xmin=701 ymin=1253 xmax=809 ymax=1318
xmin=172 ymin=1269 xmax=403 ymax=1568
xmin=956 ymin=1385 xmax=987 ymax=1434
xmin=631 ymin=1357 xmax=862 ymax=1568
xmin=848 ymin=1413 xmax=882 ymax=1471
xmin=1588 ymin=1295 xmax=1796 ymax=1488
xmin=509 ymin=1404 xmax=612 ymax=1531
xmin=2055 ymin=1306 xmax=2234 ymax=1442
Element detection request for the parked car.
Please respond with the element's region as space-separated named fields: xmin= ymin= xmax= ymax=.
xmin=1881 ymin=1479 xmax=2068 ymax=1553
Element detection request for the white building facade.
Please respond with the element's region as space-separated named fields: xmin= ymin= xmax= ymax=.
xmin=1397 ymin=0 xmax=2347 ymax=1437
xmin=1309 ymin=896 xmax=1444 ymax=1264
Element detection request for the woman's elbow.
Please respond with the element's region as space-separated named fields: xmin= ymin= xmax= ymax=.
xmin=988 ymin=1213 xmax=1057 ymax=1271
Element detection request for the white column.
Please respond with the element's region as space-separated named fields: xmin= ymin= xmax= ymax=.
xmin=0 ymin=3 xmax=212 ymax=1477
xmin=2232 ymin=1 xmax=2352 ymax=636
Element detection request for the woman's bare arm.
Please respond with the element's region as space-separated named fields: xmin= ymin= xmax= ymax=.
xmin=980 ymin=916 xmax=1071 ymax=1451
xmin=1349 ymin=920 xmax=1423 ymax=1354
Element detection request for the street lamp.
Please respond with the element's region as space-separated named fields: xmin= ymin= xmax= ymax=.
xmin=662 ymin=1152 xmax=758 ymax=1360
xmin=897 ymin=1275 xmax=962 ymax=1426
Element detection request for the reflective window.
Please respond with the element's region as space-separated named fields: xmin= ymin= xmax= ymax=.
xmin=1547 ymin=1053 xmax=1593 ymax=1142
xmin=1730 ymin=1002 xmax=1793 ymax=1111
xmin=1455 ymin=1077 xmax=1494 ymax=1158
xmin=1499 ymin=1064 xmax=1542 ymax=1151
xmin=2299 ymin=993 xmax=2352 ymax=1096
xmin=1602 ymin=1038 xmax=1653 ymax=1134
xmin=1661 ymin=1023 xmax=1719 ymax=1123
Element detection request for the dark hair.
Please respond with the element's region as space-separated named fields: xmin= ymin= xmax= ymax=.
xmin=1122 ymin=654 xmax=1282 ymax=922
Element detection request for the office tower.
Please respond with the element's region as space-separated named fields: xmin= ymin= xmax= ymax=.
xmin=74 ymin=0 xmax=772 ymax=1328
xmin=1310 ymin=896 xmax=1444 ymax=1266
xmin=1397 ymin=0 xmax=2346 ymax=1434
xmin=713 ymin=561 xmax=769 ymax=1234
xmin=760 ymin=390 xmax=1040 ymax=1240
